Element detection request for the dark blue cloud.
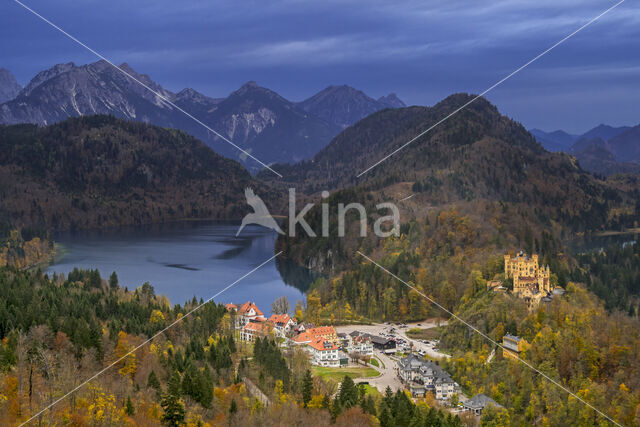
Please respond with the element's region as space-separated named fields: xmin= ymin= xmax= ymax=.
xmin=1 ymin=0 xmax=638 ymax=133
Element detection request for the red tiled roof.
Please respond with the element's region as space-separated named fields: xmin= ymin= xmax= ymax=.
xmin=244 ymin=322 xmax=270 ymax=332
xmin=308 ymin=339 xmax=338 ymax=351
xmin=293 ymin=331 xmax=312 ymax=343
xmin=225 ymin=303 xmax=237 ymax=311
xmin=307 ymin=326 xmax=336 ymax=336
xmin=237 ymin=301 xmax=264 ymax=316
xmin=269 ymin=314 xmax=293 ymax=325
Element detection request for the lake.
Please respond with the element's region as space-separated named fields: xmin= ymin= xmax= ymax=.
xmin=46 ymin=221 xmax=314 ymax=316
xmin=567 ymin=231 xmax=639 ymax=253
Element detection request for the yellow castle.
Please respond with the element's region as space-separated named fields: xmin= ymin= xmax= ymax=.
xmin=504 ymin=251 xmax=551 ymax=297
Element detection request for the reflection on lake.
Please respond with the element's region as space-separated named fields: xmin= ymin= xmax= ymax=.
xmin=46 ymin=221 xmax=313 ymax=315
xmin=567 ymin=231 xmax=639 ymax=253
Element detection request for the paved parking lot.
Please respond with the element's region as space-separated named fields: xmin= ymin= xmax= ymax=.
xmin=335 ymin=320 xmax=449 ymax=392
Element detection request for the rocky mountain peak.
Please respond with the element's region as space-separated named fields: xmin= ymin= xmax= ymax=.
xmin=22 ymin=62 xmax=76 ymax=96
xmin=377 ymin=93 xmax=405 ymax=108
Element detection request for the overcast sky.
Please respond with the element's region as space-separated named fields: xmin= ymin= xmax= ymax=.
xmin=1 ymin=0 xmax=639 ymax=133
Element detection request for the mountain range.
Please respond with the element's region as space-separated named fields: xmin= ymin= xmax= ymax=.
xmin=530 ymin=124 xmax=640 ymax=176
xmin=0 ymin=62 xmax=404 ymax=172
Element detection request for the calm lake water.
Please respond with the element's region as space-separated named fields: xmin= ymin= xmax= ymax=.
xmin=46 ymin=221 xmax=314 ymax=315
xmin=567 ymin=231 xmax=639 ymax=253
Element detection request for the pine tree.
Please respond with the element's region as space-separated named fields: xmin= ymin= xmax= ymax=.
xmin=229 ymin=398 xmax=238 ymax=415
xmin=378 ymin=405 xmax=393 ymax=427
xmin=322 ymin=394 xmax=331 ymax=409
xmin=161 ymin=372 xmax=185 ymax=426
xmin=338 ymin=376 xmax=358 ymax=408
xmin=125 ymin=395 xmax=135 ymax=416
xmin=302 ymin=369 xmax=313 ymax=407
xmin=148 ymin=370 xmax=161 ymax=389
xmin=361 ymin=395 xmax=376 ymax=416
xmin=109 ymin=271 xmax=119 ymax=289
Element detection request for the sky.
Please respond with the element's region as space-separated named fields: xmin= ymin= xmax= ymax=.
xmin=1 ymin=0 xmax=639 ymax=134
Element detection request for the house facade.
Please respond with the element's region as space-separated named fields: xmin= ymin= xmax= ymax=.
xmin=268 ymin=313 xmax=296 ymax=337
xmin=240 ymin=321 xmax=271 ymax=342
xmin=232 ymin=301 xmax=264 ymax=329
xmin=502 ymin=334 xmax=529 ymax=361
xmin=349 ymin=335 xmax=374 ymax=357
xmin=464 ymin=394 xmax=502 ymax=415
xmin=308 ymin=339 xmax=340 ymax=367
xmin=397 ymin=355 xmax=459 ymax=400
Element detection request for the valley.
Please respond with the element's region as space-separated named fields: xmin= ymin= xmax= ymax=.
xmin=1 ymin=84 xmax=639 ymax=426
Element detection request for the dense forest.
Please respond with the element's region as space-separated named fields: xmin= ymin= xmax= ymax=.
xmin=0 ymin=228 xmax=53 ymax=270
xmin=439 ymin=282 xmax=640 ymax=426
xmin=0 ymin=266 xmax=465 ymax=425
xmin=0 ymin=116 xmax=283 ymax=231
xmin=274 ymin=95 xmax=640 ymax=275
xmin=571 ymin=240 xmax=640 ymax=313
xmin=267 ymin=95 xmax=640 ymax=426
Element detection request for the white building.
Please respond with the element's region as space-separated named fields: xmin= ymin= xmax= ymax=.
xmin=268 ymin=313 xmax=297 ymax=337
xmin=240 ymin=321 xmax=271 ymax=342
xmin=228 ymin=301 xmax=264 ymax=329
xmin=349 ymin=335 xmax=374 ymax=357
xmin=397 ymin=354 xmax=459 ymax=400
xmin=308 ymin=339 xmax=340 ymax=367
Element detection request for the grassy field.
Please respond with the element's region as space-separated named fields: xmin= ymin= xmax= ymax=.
xmin=357 ymin=384 xmax=381 ymax=397
xmin=312 ymin=366 xmax=380 ymax=382
xmin=406 ymin=327 xmax=443 ymax=340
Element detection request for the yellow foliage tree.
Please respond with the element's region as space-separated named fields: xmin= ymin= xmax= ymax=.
xmin=87 ymin=384 xmax=121 ymax=425
xmin=150 ymin=309 xmax=165 ymax=325
xmin=114 ymin=331 xmax=137 ymax=379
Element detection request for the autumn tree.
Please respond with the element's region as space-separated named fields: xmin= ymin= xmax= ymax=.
xmin=271 ymin=296 xmax=290 ymax=315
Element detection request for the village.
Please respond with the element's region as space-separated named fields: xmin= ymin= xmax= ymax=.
xmin=222 ymin=252 xmax=561 ymax=418
xmin=224 ymin=300 xmax=514 ymax=418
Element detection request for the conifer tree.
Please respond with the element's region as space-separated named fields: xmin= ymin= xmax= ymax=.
xmin=161 ymin=372 xmax=185 ymax=426
xmin=302 ymin=369 xmax=313 ymax=407
xmin=125 ymin=395 xmax=135 ymax=416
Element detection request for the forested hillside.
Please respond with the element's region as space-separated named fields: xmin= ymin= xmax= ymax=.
xmin=274 ymin=94 xmax=639 ymax=275
xmin=0 ymin=116 xmax=278 ymax=231
xmin=269 ymin=95 xmax=640 ymax=426
xmin=0 ymin=266 xmax=464 ymax=426
xmin=440 ymin=282 xmax=640 ymax=426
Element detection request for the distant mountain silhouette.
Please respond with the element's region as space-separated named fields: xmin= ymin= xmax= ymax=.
xmin=298 ymin=85 xmax=405 ymax=129
xmin=531 ymin=123 xmax=640 ymax=176
xmin=580 ymin=124 xmax=631 ymax=141
xmin=529 ymin=128 xmax=577 ymax=152
xmin=0 ymin=68 xmax=21 ymax=104
xmin=0 ymin=62 xmax=404 ymax=172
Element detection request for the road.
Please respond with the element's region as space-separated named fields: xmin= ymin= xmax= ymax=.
xmin=335 ymin=320 xmax=450 ymax=393
xmin=394 ymin=322 xmax=451 ymax=360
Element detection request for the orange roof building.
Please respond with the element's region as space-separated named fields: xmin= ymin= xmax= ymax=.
xmin=240 ymin=321 xmax=272 ymax=342
xmin=308 ymin=339 xmax=338 ymax=351
xmin=306 ymin=326 xmax=339 ymax=345
xmin=307 ymin=339 xmax=340 ymax=366
xmin=238 ymin=301 xmax=263 ymax=317
xmin=232 ymin=301 xmax=265 ymax=329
